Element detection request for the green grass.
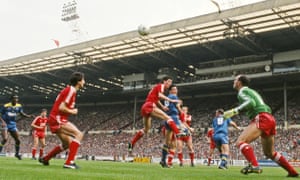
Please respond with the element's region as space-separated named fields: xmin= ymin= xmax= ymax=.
xmin=0 ymin=157 xmax=298 ymax=180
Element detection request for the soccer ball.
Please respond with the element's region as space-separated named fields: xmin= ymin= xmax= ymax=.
xmin=137 ymin=24 xmax=150 ymax=36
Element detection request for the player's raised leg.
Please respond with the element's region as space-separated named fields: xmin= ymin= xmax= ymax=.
xmin=128 ymin=115 xmax=151 ymax=152
xmin=262 ymin=136 xmax=298 ymax=177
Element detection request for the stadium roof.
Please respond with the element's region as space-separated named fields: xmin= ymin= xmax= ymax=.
xmin=0 ymin=0 xmax=300 ymax=104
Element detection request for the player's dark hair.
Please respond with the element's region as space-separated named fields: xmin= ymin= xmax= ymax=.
xmin=41 ymin=108 xmax=47 ymax=112
xmin=70 ymin=72 xmax=84 ymax=86
xmin=168 ymin=84 xmax=177 ymax=91
xmin=238 ymin=74 xmax=250 ymax=86
xmin=161 ymin=76 xmax=172 ymax=83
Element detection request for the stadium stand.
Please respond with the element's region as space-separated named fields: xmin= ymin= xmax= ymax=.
xmin=0 ymin=90 xmax=299 ymax=162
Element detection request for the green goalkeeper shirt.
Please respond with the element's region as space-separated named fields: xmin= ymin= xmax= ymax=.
xmin=236 ymin=86 xmax=272 ymax=119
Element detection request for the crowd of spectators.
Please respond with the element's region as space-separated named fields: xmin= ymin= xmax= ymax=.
xmin=1 ymin=89 xmax=300 ymax=161
xmin=2 ymin=127 xmax=300 ymax=161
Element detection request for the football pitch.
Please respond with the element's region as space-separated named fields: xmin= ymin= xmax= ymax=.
xmin=0 ymin=157 xmax=297 ymax=180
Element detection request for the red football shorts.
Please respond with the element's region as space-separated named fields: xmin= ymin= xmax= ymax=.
xmin=251 ymin=112 xmax=276 ymax=138
xmin=48 ymin=114 xmax=68 ymax=133
xmin=178 ymin=135 xmax=192 ymax=142
xmin=33 ymin=130 xmax=45 ymax=139
xmin=141 ymin=102 xmax=156 ymax=117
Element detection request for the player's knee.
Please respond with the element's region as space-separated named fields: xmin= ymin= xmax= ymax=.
xmin=76 ymin=131 xmax=84 ymax=141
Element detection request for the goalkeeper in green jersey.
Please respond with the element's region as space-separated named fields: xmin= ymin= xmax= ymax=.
xmin=223 ymin=74 xmax=298 ymax=177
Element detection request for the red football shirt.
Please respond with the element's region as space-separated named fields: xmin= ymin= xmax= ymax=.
xmin=180 ymin=113 xmax=192 ymax=127
xmin=32 ymin=116 xmax=48 ymax=132
xmin=50 ymin=85 xmax=76 ymax=120
xmin=145 ymin=83 xmax=164 ymax=103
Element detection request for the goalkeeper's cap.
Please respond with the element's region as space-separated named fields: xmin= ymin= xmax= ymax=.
xmin=216 ymin=108 xmax=224 ymax=114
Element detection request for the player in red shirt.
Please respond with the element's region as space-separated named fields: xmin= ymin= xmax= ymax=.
xmin=206 ymin=128 xmax=216 ymax=166
xmin=39 ymin=72 xmax=85 ymax=169
xmin=177 ymin=106 xmax=195 ymax=167
xmin=31 ymin=108 xmax=48 ymax=160
xmin=128 ymin=76 xmax=187 ymax=152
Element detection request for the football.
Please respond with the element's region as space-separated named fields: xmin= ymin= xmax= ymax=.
xmin=137 ymin=24 xmax=150 ymax=36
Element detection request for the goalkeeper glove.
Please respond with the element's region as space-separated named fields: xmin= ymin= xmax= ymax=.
xmin=223 ymin=108 xmax=239 ymax=119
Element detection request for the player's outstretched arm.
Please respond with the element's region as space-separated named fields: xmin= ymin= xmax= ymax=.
xmin=20 ymin=111 xmax=35 ymax=118
xmin=223 ymin=108 xmax=239 ymax=119
xmin=158 ymin=92 xmax=179 ymax=103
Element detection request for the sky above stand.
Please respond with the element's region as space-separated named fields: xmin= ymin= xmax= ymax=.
xmin=0 ymin=0 xmax=264 ymax=61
